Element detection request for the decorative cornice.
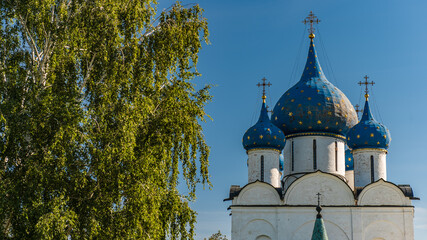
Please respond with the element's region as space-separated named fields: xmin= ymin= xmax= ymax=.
xmin=247 ymin=148 xmax=282 ymax=154
xmin=285 ymin=132 xmax=346 ymax=140
xmin=351 ymin=148 xmax=388 ymax=154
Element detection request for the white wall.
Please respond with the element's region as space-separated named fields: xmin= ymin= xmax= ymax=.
xmin=231 ymin=206 xmax=414 ymax=240
xmin=231 ymin=172 xmax=414 ymax=240
xmin=283 ymin=136 xmax=345 ymax=177
xmin=248 ymin=149 xmax=281 ymax=188
xmin=353 ymin=149 xmax=387 ymax=187
xmin=345 ymin=170 xmax=354 ymax=190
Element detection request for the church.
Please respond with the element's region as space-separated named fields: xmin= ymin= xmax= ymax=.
xmin=225 ymin=12 xmax=418 ymax=240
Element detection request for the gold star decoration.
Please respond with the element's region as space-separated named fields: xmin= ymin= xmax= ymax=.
xmin=357 ymin=135 xmax=360 ymax=138
xmin=288 ymin=112 xmax=293 ymax=116
xmin=259 ymin=135 xmax=263 ymax=139
xmin=370 ymin=133 xmax=374 ymax=137
xmin=308 ymin=111 xmax=312 ymax=115
xmin=298 ymin=121 xmax=303 ymax=125
xmin=317 ymin=120 xmax=322 ymax=124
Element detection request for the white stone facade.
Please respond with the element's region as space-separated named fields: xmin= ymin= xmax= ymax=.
xmin=247 ymin=149 xmax=281 ymax=188
xmin=229 ymin=173 xmax=415 ymax=240
xmin=353 ymin=148 xmax=387 ymax=187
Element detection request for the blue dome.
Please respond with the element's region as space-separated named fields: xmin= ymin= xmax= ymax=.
xmin=243 ymin=101 xmax=286 ymax=151
xmin=346 ymin=99 xmax=391 ymax=150
xmin=345 ymin=149 xmax=354 ymax=171
xmin=272 ymin=38 xmax=358 ymax=138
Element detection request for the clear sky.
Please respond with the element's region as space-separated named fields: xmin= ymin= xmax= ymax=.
xmin=158 ymin=0 xmax=427 ymax=239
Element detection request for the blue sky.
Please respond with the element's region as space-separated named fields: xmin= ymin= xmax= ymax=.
xmin=158 ymin=0 xmax=427 ymax=238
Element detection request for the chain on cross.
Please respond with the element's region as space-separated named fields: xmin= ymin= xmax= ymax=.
xmin=316 ymin=192 xmax=321 ymax=206
xmin=302 ymin=11 xmax=321 ymax=39
xmin=257 ymin=77 xmax=272 ymax=103
xmin=358 ymin=75 xmax=375 ymax=100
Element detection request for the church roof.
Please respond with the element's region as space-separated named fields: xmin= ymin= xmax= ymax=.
xmin=271 ymin=38 xmax=357 ymax=138
xmin=346 ymin=98 xmax=391 ymax=150
xmin=242 ymin=100 xmax=286 ymax=151
xmin=311 ymin=205 xmax=329 ymax=240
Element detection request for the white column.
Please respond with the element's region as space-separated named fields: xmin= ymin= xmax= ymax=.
xmin=247 ymin=149 xmax=281 ymax=188
xmin=282 ymin=135 xmax=346 ymax=176
xmin=353 ymin=148 xmax=387 ymax=187
xmin=345 ymin=170 xmax=354 ymax=190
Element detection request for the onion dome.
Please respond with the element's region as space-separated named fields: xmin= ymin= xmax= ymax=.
xmin=243 ymin=100 xmax=286 ymax=151
xmin=346 ymin=98 xmax=391 ymax=150
xmin=345 ymin=149 xmax=354 ymax=171
xmin=271 ymin=38 xmax=357 ymax=138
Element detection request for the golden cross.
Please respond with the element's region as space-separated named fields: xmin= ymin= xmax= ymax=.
xmin=302 ymin=11 xmax=320 ymax=39
xmin=358 ymin=75 xmax=375 ymax=100
xmin=355 ymin=104 xmax=363 ymax=116
xmin=256 ymin=77 xmax=272 ymax=103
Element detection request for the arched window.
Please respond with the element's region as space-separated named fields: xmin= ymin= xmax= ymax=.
xmin=335 ymin=141 xmax=338 ymax=171
xmin=261 ymin=155 xmax=264 ymax=181
xmin=370 ymin=155 xmax=374 ymax=182
xmin=313 ymin=139 xmax=317 ymax=169
xmin=291 ymin=141 xmax=294 ymax=171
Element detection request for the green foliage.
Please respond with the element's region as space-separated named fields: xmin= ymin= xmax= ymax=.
xmin=205 ymin=230 xmax=228 ymax=240
xmin=0 ymin=0 xmax=210 ymax=239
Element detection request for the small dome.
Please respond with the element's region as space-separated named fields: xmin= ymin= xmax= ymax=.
xmin=346 ymin=99 xmax=391 ymax=150
xmin=272 ymin=39 xmax=358 ymax=138
xmin=243 ymin=101 xmax=286 ymax=151
xmin=345 ymin=149 xmax=354 ymax=171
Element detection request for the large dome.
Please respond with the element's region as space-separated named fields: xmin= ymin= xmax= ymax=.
xmin=272 ymin=38 xmax=357 ymax=138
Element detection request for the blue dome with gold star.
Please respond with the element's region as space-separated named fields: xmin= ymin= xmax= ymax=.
xmin=345 ymin=149 xmax=354 ymax=171
xmin=271 ymin=38 xmax=358 ymax=138
xmin=243 ymin=101 xmax=286 ymax=151
xmin=347 ymin=98 xmax=391 ymax=150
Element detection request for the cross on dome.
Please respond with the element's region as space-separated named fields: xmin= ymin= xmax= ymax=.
xmin=256 ymin=77 xmax=272 ymax=103
xmin=355 ymin=104 xmax=363 ymax=117
xmin=358 ymin=75 xmax=375 ymax=100
xmin=302 ymin=11 xmax=321 ymax=39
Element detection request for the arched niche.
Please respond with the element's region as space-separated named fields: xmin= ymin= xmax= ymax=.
xmin=236 ymin=181 xmax=281 ymax=205
xmin=242 ymin=219 xmax=275 ymax=240
xmin=358 ymin=179 xmax=411 ymax=206
xmin=364 ymin=220 xmax=403 ymax=240
xmin=284 ymin=171 xmax=354 ymax=205
xmin=291 ymin=219 xmax=349 ymax=240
